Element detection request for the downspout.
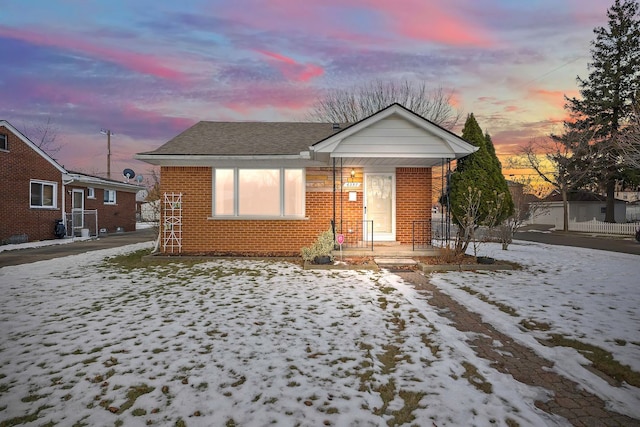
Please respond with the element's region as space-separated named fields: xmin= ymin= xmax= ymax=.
xmin=340 ymin=158 xmax=343 ymax=235
xmin=332 ymin=157 xmax=336 ymax=238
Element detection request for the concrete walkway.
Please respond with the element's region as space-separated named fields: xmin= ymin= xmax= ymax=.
xmin=398 ymin=271 xmax=640 ymax=426
xmin=0 ymin=228 xmax=156 ymax=268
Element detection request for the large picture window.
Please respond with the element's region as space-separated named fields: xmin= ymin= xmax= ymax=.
xmin=213 ymin=168 xmax=305 ymax=217
xmin=30 ymin=180 xmax=57 ymax=208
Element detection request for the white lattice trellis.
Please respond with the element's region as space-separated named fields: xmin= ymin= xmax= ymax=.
xmin=163 ymin=192 xmax=183 ymax=253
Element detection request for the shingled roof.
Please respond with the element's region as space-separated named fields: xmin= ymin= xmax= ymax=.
xmin=139 ymin=122 xmax=346 ymax=156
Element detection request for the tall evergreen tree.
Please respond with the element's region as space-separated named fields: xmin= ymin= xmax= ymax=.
xmin=564 ymin=0 xmax=640 ymax=222
xmin=448 ymin=114 xmax=514 ymax=251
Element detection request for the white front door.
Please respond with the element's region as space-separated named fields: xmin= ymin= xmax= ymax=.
xmin=72 ymin=189 xmax=84 ymax=231
xmin=364 ymin=173 xmax=395 ymax=241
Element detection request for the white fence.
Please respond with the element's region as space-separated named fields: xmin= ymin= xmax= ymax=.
xmin=65 ymin=209 xmax=98 ymax=237
xmin=569 ymin=218 xmax=638 ymax=236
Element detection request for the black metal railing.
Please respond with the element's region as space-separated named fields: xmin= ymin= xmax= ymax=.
xmin=412 ymin=220 xmax=431 ymax=250
xmin=334 ymin=220 xmax=374 ymax=250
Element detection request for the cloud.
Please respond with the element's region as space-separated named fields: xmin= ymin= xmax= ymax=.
xmin=366 ymin=0 xmax=495 ymax=47
xmin=0 ymin=26 xmax=187 ymax=81
xmin=256 ymin=50 xmax=324 ymax=83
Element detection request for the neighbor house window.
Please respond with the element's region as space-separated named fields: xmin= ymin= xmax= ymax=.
xmin=104 ymin=189 xmax=116 ymax=204
xmin=213 ymin=168 xmax=305 ymax=217
xmin=30 ymin=180 xmax=57 ymax=208
xmin=87 ymin=187 xmax=95 ymax=199
xmin=0 ymin=134 xmax=7 ymax=151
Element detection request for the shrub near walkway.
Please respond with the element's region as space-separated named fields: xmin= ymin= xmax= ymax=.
xmin=1 ymin=245 xmax=553 ymax=426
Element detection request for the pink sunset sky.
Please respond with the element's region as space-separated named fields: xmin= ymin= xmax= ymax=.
xmin=1 ymin=0 xmax=610 ymax=181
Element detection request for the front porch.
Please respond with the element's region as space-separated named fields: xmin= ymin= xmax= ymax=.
xmin=332 ymin=242 xmax=441 ymax=257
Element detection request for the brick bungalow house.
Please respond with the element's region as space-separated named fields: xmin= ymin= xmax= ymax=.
xmin=1 ymin=120 xmax=141 ymax=244
xmin=135 ymin=104 xmax=477 ymax=255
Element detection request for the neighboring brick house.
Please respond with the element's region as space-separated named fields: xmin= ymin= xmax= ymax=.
xmin=0 ymin=120 xmax=141 ymax=244
xmin=135 ymin=104 xmax=477 ymax=255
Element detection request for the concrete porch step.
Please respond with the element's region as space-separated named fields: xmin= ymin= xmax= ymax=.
xmin=374 ymin=258 xmax=418 ymax=267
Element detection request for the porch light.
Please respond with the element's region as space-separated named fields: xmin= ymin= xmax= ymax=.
xmin=350 ymin=168 xmax=356 ymax=178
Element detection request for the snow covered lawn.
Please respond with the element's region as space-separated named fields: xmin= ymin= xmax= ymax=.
xmin=0 ymin=240 xmax=638 ymax=426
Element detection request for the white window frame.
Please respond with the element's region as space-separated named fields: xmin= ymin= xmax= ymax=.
xmin=87 ymin=187 xmax=95 ymax=199
xmin=104 ymin=189 xmax=116 ymax=205
xmin=30 ymin=179 xmax=57 ymax=208
xmin=212 ymin=167 xmax=305 ymax=218
xmin=0 ymin=134 xmax=7 ymax=151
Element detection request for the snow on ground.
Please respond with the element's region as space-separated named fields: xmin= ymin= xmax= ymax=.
xmin=0 ymin=239 xmax=638 ymax=426
xmin=431 ymin=240 xmax=640 ymax=417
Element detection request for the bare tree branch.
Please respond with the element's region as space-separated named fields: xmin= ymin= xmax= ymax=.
xmin=22 ymin=116 xmax=62 ymax=156
xmin=308 ymin=80 xmax=462 ymax=129
xmin=514 ymin=135 xmax=593 ymax=231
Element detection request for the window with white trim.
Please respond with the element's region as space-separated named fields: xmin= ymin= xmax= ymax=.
xmin=0 ymin=134 xmax=7 ymax=151
xmin=213 ymin=168 xmax=305 ymax=217
xmin=104 ymin=189 xmax=116 ymax=204
xmin=87 ymin=187 xmax=95 ymax=199
xmin=30 ymin=180 xmax=57 ymax=208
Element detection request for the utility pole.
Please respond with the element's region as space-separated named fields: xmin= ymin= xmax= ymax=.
xmin=100 ymin=129 xmax=113 ymax=179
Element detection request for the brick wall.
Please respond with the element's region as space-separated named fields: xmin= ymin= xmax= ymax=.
xmin=0 ymin=126 xmax=63 ymax=243
xmin=159 ymin=165 xmax=431 ymax=255
xmin=65 ymin=186 xmax=137 ymax=234
xmin=396 ymin=167 xmax=432 ymax=244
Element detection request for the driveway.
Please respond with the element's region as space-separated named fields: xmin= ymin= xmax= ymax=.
xmin=514 ymin=225 xmax=640 ymax=256
xmin=0 ymin=228 xmax=156 ymax=268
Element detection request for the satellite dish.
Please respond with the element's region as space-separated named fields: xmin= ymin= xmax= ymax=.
xmin=135 ymin=175 xmax=143 ymax=184
xmin=123 ymin=168 xmax=136 ymax=180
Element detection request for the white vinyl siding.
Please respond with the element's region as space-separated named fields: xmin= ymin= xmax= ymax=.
xmin=332 ymin=117 xmax=457 ymax=158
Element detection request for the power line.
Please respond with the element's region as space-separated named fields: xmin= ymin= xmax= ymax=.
xmin=517 ymin=55 xmax=587 ymax=89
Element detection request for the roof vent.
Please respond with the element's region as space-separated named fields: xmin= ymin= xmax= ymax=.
xmin=332 ymin=123 xmax=340 ymax=130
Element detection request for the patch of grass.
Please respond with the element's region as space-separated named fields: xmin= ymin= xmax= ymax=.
xmin=519 ymin=319 xmax=551 ymax=331
xmin=461 ymin=361 xmax=492 ymax=394
xmin=81 ymin=356 xmax=98 ymax=365
xmin=117 ymin=384 xmax=154 ymax=414
xmin=373 ymin=379 xmax=396 ymax=416
xmin=20 ymin=393 xmax=50 ymax=403
xmin=388 ymin=390 xmax=427 ymax=426
xmin=506 ymin=418 xmax=521 ymax=427
xmin=421 ymin=333 xmax=440 ymax=357
xmin=378 ymin=345 xmax=408 ymax=375
xmin=0 ymin=404 xmax=52 ymax=426
xmin=545 ymin=334 xmax=640 ymax=387
xmin=231 ymin=376 xmax=246 ymax=387
xmin=131 ymin=408 xmax=147 ymax=416
xmin=460 ymin=286 xmax=518 ymax=317
xmin=102 ymin=249 xmax=154 ymax=270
